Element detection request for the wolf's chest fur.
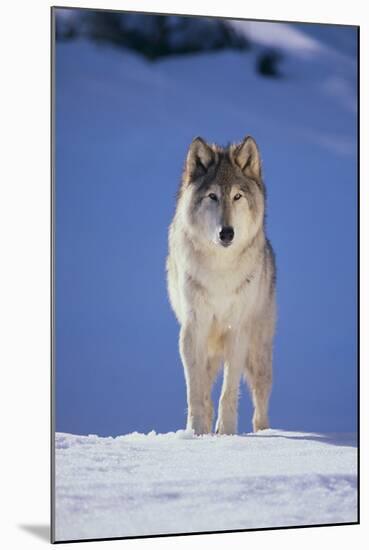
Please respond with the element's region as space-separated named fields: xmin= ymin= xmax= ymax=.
xmin=184 ymin=247 xmax=262 ymax=353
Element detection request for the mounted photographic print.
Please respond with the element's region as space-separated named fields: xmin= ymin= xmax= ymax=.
xmin=51 ymin=5 xmax=359 ymax=543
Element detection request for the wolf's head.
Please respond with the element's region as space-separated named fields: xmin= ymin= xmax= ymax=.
xmin=178 ymin=136 xmax=265 ymax=250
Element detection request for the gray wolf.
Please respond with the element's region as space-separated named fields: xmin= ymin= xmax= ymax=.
xmin=166 ymin=135 xmax=276 ymax=435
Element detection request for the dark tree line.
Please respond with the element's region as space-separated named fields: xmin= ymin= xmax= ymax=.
xmin=56 ymin=10 xmax=283 ymax=77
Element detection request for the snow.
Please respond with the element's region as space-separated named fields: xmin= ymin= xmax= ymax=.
xmin=54 ymin=430 xmax=357 ymax=541
xmin=230 ymin=20 xmax=324 ymax=58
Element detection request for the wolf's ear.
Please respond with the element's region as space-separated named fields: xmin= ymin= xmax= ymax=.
xmin=186 ymin=137 xmax=215 ymax=180
xmin=234 ymin=136 xmax=261 ymax=179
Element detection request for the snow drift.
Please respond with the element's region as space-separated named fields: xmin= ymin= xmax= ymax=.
xmin=54 ymin=429 xmax=357 ymax=541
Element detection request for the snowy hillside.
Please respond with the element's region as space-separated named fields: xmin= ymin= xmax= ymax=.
xmin=54 ymin=430 xmax=357 ymax=541
xmin=55 ymin=22 xmax=357 ymax=438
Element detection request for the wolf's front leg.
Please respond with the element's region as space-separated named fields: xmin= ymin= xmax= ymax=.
xmin=244 ymin=325 xmax=273 ymax=432
xmin=215 ymin=364 xmax=243 ymax=435
xmin=179 ymin=322 xmax=210 ymax=435
xmin=216 ymin=332 xmax=247 ymax=435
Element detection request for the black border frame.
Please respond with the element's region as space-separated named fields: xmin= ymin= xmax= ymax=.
xmin=50 ymin=5 xmax=360 ymax=544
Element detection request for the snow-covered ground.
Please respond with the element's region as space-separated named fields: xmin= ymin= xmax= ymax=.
xmin=54 ymin=429 xmax=357 ymax=541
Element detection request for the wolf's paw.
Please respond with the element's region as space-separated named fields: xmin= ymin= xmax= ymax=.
xmin=187 ymin=415 xmax=209 ymax=436
xmin=253 ymin=417 xmax=270 ymax=432
xmin=215 ymin=419 xmax=237 ymax=435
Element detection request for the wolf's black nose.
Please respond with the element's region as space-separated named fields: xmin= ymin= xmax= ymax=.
xmin=219 ymin=226 xmax=234 ymax=243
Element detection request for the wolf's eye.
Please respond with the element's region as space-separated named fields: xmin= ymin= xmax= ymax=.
xmin=234 ymin=193 xmax=242 ymax=201
xmin=208 ymin=193 xmax=218 ymax=201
